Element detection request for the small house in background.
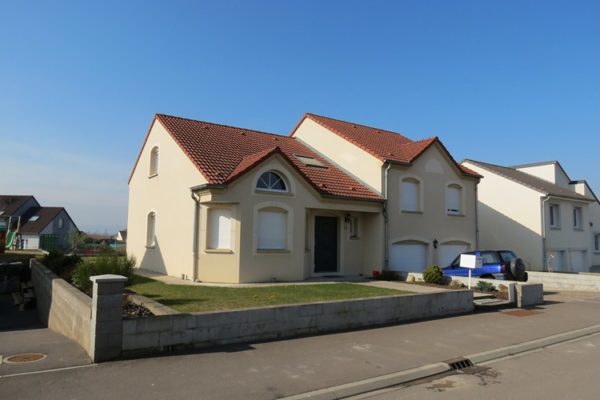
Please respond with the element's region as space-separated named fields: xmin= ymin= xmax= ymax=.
xmin=0 ymin=195 xmax=78 ymax=252
xmin=115 ymin=229 xmax=127 ymax=243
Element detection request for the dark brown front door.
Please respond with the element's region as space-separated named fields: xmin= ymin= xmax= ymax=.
xmin=314 ymin=216 xmax=338 ymax=273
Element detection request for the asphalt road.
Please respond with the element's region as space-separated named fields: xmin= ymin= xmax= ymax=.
xmin=350 ymin=333 xmax=600 ymax=400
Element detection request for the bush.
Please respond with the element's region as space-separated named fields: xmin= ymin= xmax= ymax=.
xmin=449 ymin=280 xmax=465 ymax=289
xmin=423 ymin=265 xmax=443 ymax=284
xmin=42 ymin=252 xmax=82 ymax=282
xmin=71 ymin=255 xmax=135 ymax=295
xmin=476 ymin=281 xmax=496 ymax=292
xmin=378 ymin=270 xmax=400 ymax=281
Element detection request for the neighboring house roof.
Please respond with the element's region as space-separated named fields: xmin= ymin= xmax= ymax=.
xmin=19 ymin=207 xmax=66 ymax=234
xmin=291 ymin=113 xmax=480 ymax=178
xmin=116 ymin=229 xmax=127 ymax=241
xmin=133 ymin=114 xmax=383 ymax=202
xmin=464 ymin=160 xmax=593 ymax=202
xmin=0 ymin=195 xmax=37 ymax=217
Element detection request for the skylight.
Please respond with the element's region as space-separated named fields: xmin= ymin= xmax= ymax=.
xmin=295 ymin=155 xmax=326 ymax=168
xmin=29 ymin=215 xmax=39 ymax=222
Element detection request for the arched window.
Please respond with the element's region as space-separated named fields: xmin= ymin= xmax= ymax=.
xmin=149 ymin=146 xmax=159 ymax=176
xmin=446 ymin=184 xmax=462 ymax=215
xmin=257 ymin=208 xmax=287 ymax=250
xmin=256 ymin=171 xmax=287 ymax=192
xmin=400 ymin=178 xmax=420 ymax=212
xmin=146 ymin=212 xmax=156 ymax=247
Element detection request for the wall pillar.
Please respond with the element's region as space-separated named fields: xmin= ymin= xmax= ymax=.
xmin=89 ymin=274 xmax=126 ymax=362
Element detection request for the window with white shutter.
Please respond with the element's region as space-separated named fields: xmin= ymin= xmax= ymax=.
xmin=207 ymin=208 xmax=232 ymax=250
xmin=446 ymin=184 xmax=462 ymax=215
xmin=257 ymin=210 xmax=287 ymax=249
xmin=400 ymin=178 xmax=420 ymax=212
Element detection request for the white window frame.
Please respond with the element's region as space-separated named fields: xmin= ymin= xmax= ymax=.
xmin=257 ymin=208 xmax=288 ymax=250
xmin=149 ymin=146 xmax=159 ymax=177
xmin=256 ymin=171 xmax=288 ymax=193
xmin=549 ymin=204 xmax=560 ymax=228
xmin=446 ymin=183 xmax=463 ymax=216
xmin=206 ymin=207 xmax=232 ymax=251
xmin=400 ymin=177 xmax=421 ymax=213
xmin=349 ymin=215 xmax=360 ymax=239
xmin=146 ymin=211 xmax=156 ymax=248
xmin=573 ymin=207 xmax=583 ymax=230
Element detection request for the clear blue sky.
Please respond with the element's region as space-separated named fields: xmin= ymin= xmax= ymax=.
xmin=1 ymin=0 xmax=598 ymax=233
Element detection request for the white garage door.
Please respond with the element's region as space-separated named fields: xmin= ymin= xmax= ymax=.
xmin=569 ymin=251 xmax=586 ymax=272
xmin=438 ymin=243 xmax=468 ymax=267
xmin=547 ymin=251 xmax=565 ymax=272
xmin=390 ymin=243 xmax=427 ymax=272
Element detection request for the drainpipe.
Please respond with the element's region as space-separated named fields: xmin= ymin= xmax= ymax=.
xmin=475 ymin=185 xmax=479 ymax=249
xmin=541 ymin=195 xmax=551 ymax=271
xmin=383 ymin=163 xmax=392 ymax=270
xmin=191 ymin=191 xmax=201 ymax=282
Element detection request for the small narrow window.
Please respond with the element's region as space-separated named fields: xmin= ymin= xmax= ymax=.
xmin=573 ymin=207 xmax=582 ymax=230
xmin=207 ymin=208 xmax=232 ymax=250
xmin=256 ymin=171 xmax=287 ymax=192
xmin=149 ymin=146 xmax=159 ymax=176
xmin=446 ymin=184 xmax=462 ymax=215
xmin=349 ymin=216 xmax=359 ymax=239
xmin=58 ymin=218 xmax=64 ymax=229
xmin=257 ymin=209 xmax=287 ymax=249
xmin=146 ymin=212 xmax=156 ymax=247
xmin=595 ymin=234 xmax=600 ymax=252
xmin=400 ymin=178 xmax=420 ymax=212
xmin=549 ymin=204 xmax=560 ymax=228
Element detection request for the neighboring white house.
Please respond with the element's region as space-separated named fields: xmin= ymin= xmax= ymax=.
xmin=462 ymin=160 xmax=598 ymax=272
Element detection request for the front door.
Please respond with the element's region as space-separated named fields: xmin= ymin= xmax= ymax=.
xmin=314 ymin=216 xmax=338 ymax=273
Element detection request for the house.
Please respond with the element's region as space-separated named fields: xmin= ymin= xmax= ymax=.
xmin=461 ymin=160 xmax=599 ymax=272
xmin=115 ymin=229 xmax=127 ymax=242
xmin=127 ymin=113 xmax=480 ymax=283
xmin=0 ymin=195 xmax=78 ymax=251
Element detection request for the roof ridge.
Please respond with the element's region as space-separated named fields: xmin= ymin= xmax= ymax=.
xmin=305 ymin=112 xmax=413 ymax=140
xmin=156 ymin=113 xmax=286 ymax=139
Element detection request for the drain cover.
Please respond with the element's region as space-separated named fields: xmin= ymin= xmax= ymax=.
xmin=445 ymin=357 xmax=474 ymax=370
xmin=4 ymin=353 xmax=47 ymax=363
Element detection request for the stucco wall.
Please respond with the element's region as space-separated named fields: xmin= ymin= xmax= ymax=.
xmin=516 ymin=164 xmax=570 ymax=187
xmin=386 ymin=145 xmax=478 ymax=269
xmin=293 ymin=118 xmax=383 ymax=192
xmin=31 ymin=260 xmax=92 ymax=355
xmin=463 ymin=161 xmax=544 ymax=269
xmin=127 ymin=119 xmax=208 ymax=280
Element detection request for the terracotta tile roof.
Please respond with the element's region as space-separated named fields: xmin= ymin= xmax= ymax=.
xmin=294 ymin=113 xmax=480 ymax=178
xmin=153 ymin=114 xmax=383 ymax=202
xmin=464 ymin=160 xmax=593 ymax=201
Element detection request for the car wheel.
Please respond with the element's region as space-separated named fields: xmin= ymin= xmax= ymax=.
xmin=509 ymin=258 xmax=526 ymax=281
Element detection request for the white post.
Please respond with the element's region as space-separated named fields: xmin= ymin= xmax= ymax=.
xmin=468 ymin=269 xmax=472 ymax=290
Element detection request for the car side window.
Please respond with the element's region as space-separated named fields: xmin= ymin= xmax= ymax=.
xmin=499 ymin=251 xmax=516 ymax=264
xmin=481 ymin=252 xmax=501 ymax=264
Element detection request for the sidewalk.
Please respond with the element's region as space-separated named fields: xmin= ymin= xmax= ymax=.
xmin=1 ymin=292 xmax=599 ymax=400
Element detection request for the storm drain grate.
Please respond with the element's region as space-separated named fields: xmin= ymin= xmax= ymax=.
xmin=3 ymin=353 xmax=47 ymax=363
xmin=445 ymin=357 xmax=474 ymax=370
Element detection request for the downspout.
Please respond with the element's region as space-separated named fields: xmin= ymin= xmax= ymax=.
xmin=475 ymin=185 xmax=479 ymax=249
xmin=383 ymin=163 xmax=392 ymax=270
xmin=541 ymin=195 xmax=551 ymax=272
xmin=191 ymin=190 xmax=201 ymax=282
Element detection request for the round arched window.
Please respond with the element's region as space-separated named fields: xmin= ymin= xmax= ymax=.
xmin=256 ymin=171 xmax=287 ymax=192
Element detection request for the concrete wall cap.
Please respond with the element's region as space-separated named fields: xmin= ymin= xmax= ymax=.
xmin=90 ymin=274 xmax=128 ymax=283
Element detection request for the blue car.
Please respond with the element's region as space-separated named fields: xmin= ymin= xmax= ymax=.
xmin=442 ymin=250 xmax=528 ymax=282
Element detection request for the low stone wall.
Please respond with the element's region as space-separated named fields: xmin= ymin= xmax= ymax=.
xmin=31 ymin=259 xmax=92 ymax=355
xmin=122 ymin=290 xmax=473 ymax=356
xmin=527 ymin=271 xmax=600 ymax=292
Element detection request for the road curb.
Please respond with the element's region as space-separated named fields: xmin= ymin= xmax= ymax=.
xmin=282 ymin=324 xmax=600 ymax=400
xmin=467 ymin=324 xmax=600 ymax=364
xmin=280 ymin=362 xmax=450 ymax=400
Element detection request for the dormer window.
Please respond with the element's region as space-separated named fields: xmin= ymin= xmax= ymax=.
xmin=256 ymin=171 xmax=287 ymax=192
xmin=149 ymin=146 xmax=159 ymax=177
xmin=29 ymin=215 xmax=39 ymax=222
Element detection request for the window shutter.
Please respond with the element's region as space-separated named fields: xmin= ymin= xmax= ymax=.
xmin=146 ymin=212 xmax=156 ymax=246
xmin=208 ymin=209 xmax=232 ymax=249
xmin=401 ymin=180 xmax=419 ymax=212
xmin=258 ymin=211 xmax=286 ymax=249
xmin=447 ymin=186 xmax=461 ymax=214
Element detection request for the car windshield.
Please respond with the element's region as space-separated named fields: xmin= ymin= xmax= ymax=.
xmin=499 ymin=251 xmax=517 ymax=264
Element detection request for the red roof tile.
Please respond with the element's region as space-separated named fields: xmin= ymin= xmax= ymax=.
xmin=152 ymin=114 xmax=383 ymax=202
xmin=294 ymin=113 xmax=480 ymax=178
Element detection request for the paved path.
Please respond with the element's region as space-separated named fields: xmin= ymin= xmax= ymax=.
xmin=1 ymin=292 xmax=599 ymax=399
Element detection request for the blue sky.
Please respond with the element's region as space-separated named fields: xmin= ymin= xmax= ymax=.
xmin=1 ymin=0 xmax=598 ymax=233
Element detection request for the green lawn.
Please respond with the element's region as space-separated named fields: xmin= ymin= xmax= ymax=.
xmin=127 ymin=275 xmax=411 ymax=313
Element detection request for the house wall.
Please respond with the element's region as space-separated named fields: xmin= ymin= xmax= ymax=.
xmin=127 ymin=119 xmax=208 ymax=280
xmin=386 ymin=145 xmax=478 ymax=270
xmin=462 ymin=161 xmax=544 ymax=269
xmin=516 ymin=164 xmax=570 ymax=187
xmin=40 ymin=209 xmax=77 ymax=250
xmin=590 ymin=201 xmax=600 ymax=268
xmin=293 ymin=118 xmax=383 ymax=192
xmin=203 ymin=156 xmax=383 ymax=283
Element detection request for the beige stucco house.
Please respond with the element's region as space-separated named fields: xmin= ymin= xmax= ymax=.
xmin=462 ymin=160 xmax=599 ymax=272
xmin=127 ymin=113 xmax=480 ymax=283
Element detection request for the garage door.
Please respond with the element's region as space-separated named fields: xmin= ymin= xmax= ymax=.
xmin=569 ymin=251 xmax=586 ymax=272
xmin=547 ymin=251 xmax=565 ymax=272
xmin=390 ymin=242 xmax=427 ymax=272
xmin=438 ymin=243 xmax=468 ymax=267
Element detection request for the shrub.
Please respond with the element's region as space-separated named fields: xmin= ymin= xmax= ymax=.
xmin=476 ymin=281 xmax=496 ymax=292
xmin=423 ymin=265 xmax=443 ymax=284
xmin=449 ymin=280 xmax=465 ymax=289
xmin=71 ymin=255 xmax=135 ymax=295
xmin=378 ymin=270 xmax=400 ymax=281
xmin=42 ymin=252 xmax=82 ymax=282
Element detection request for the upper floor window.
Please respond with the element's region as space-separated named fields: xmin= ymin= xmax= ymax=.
xmin=573 ymin=207 xmax=583 ymax=230
xmin=595 ymin=234 xmax=600 ymax=252
xmin=446 ymin=184 xmax=462 ymax=215
xmin=58 ymin=218 xmax=64 ymax=229
xmin=149 ymin=146 xmax=159 ymax=177
xmin=207 ymin=208 xmax=232 ymax=250
xmin=146 ymin=211 xmax=156 ymax=247
xmin=400 ymin=178 xmax=420 ymax=212
xmin=549 ymin=204 xmax=560 ymax=228
xmin=256 ymin=171 xmax=287 ymax=192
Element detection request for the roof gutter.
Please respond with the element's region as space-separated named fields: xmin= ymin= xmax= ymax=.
xmin=190 ymin=183 xmax=227 ymax=193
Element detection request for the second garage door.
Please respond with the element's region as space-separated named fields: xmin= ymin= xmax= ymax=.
xmin=438 ymin=243 xmax=468 ymax=267
xmin=569 ymin=250 xmax=586 ymax=272
xmin=390 ymin=242 xmax=427 ymax=272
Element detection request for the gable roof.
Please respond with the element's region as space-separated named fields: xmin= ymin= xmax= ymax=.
xmin=0 ymin=195 xmax=37 ymax=217
xmin=291 ymin=113 xmax=480 ymax=178
xmin=511 ymin=160 xmax=571 ymax=181
xmin=134 ymin=114 xmax=382 ymax=202
xmin=19 ymin=207 xmax=67 ymax=234
xmin=464 ymin=160 xmax=593 ymax=202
